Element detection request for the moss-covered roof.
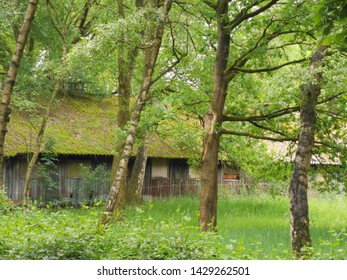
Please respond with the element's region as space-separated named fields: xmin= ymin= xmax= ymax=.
xmin=4 ymin=95 xmax=187 ymax=159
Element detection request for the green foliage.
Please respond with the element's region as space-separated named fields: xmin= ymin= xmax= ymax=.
xmin=0 ymin=189 xmax=13 ymax=214
xmin=313 ymin=0 xmax=347 ymax=47
xmin=37 ymin=138 xmax=60 ymax=203
xmin=300 ymin=230 xmax=347 ymax=260
xmin=1 ymin=195 xmax=345 ymax=260
xmin=79 ymin=164 xmax=110 ymax=203
xmin=107 ymin=214 xmax=220 ymax=260
xmin=37 ymin=164 xmax=60 ymax=203
xmin=0 ymin=200 xmax=220 ymax=260
xmin=2 ymin=0 xmax=347 ymax=261
xmin=65 ymin=0 xmax=150 ymax=98
xmin=0 ymin=208 xmax=102 ymax=259
xmin=220 ymin=136 xmax=292 ymax=187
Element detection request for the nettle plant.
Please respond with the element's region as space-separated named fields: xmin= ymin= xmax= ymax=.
xmin=79 ymin=164 xmax=110 ymax=205
xmin=0 ymin=189 xmax=13 ymax=214
xmin=37 ymin=138 xmax=59 ymax=203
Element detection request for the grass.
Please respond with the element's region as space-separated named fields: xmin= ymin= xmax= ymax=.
xmin=0 ymin=192 xmax=346 ymax=260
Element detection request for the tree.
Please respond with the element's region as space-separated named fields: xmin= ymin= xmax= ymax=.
xmin=0 ymin=1 xmax=23 ymax=73
xmin=126 ymin=138 xmax=148 ymax=204
xmin=289 ymin=43 xmax=328 ymax=256
xmin=199 ymin=0 xmax=232 ymax=230
xmin=198 ymin=0 xmax=312 ymax=230
xmin=67 ymin=0 xmax=153 ymax=210
xmin=101 ymin=0 xmax=174 ymax=224
xmin=110 ymin=0 xmax=144 ymax=212
xmin=22 ymin=0 xmax=98 ymax=206
xmin=0 ymin=0 xmax=39 ymax=189
xmin=289 ymin=0 xmax=347 ymax=257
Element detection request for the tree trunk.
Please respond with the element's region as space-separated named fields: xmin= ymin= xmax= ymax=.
xmin=22 ymin=82 xmax=60 ymax=208
xmin=111 ymin=65 xmax=131 ymax=213
xmin=126 ymin=140 xmax=148 ymax=204
xmin=199 ymin=112 xmax=221 ymax=230
xmin=0 ymin=0 xmax=39 ymax=190
xmin=110 ymin=0 xmax=144 ymax=213
xmin=101 ymin=0 xmax=173 ymax=225
xmin=199 ymin=0 xmax=231 ymax=231
xmin=289 ymin=44 xmax=327 ymax=257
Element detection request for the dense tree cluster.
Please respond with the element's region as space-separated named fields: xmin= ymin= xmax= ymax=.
xmin=1 ymin=0 xmax=346 ymax=257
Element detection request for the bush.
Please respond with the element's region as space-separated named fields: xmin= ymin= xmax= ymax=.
xmin=0 ymin=204 xmax=221 ymax=260
xmin=0 ymin=196 xmax=346 ymax=260
xmin=107 ymin=221 xmax=221 ymax=260
xmin=0 ymin=189 xmax=13 ymax=214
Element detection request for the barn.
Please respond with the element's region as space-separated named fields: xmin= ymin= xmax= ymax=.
xmin=3 ymin=95 xmax=215 ymax=204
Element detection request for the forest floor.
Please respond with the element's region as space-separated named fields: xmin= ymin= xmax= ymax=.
xmin=0 ymin=193 xmax=346 ymax=259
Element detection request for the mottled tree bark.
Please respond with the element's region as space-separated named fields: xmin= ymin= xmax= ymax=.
xmin=111 ymin=56 xmax=131 ymax=212
xmin=126 ymin=141 xmax=148 ymax=204
xmin=101 ymin=0 xmax=173 ymax=225
xmin=0 ymin=0 xmax=39 ymax=190
xmin=199 ymin=0 xmax=230 ymax=231
xmin=110 ymin=0 xmax=144 ymax=213
xmin=289 ymin=44 xmax=327 ymax=257
xmin=198 ymin=0 xmax=279 ymax=231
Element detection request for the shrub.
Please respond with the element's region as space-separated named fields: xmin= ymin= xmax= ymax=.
xmin=0 ymin=189 xmax=13 ymax=214
xmin=107 ymin=221 xmax=221 ymax=260
xmin=0 ymin=196 xmax=346 ymax=260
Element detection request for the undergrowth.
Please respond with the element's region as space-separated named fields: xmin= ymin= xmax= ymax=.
xmin=0 ymin=195 xmax=346 ymax=260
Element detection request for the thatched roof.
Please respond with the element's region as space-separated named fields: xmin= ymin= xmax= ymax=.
xmin=4 ymin=95 xmax=187 ymax=159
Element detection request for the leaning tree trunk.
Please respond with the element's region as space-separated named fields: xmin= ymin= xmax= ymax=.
xmin=289 ymin=44 xmax=327 ymax=257
xmin=110 ymin=64 xmax=131 ymax=213
xmin=22 ymin=82 xmax=60 ymax=208
xmin=199 ymin=0 xmax=231 ymax=231
xmin=0 ymin=0 xmax=39 ymax=190
xmin=101 ymin=0 xmax=173 ymax=225
xmin=110 ymin=0 xmax=144 ymax=213
xmin=126 ymin=140 xmax=148 ymax=204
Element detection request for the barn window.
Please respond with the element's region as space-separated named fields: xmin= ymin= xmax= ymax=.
xmin=19 ymin=162 xmax=39 ymax=179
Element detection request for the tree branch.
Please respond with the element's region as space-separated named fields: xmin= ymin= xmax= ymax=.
xmin=316 ymin=109 xmax=345 ymax=119
xmin=268 ymin=41 xmax=312 ymax=50
xmin=228 ymin=17 xmax=275 ymax=72
xmin=46 ymin=0 xmax=65 ymax=41
xmin=249 ymin=121 xmax=288 ymax=136
xmin=203 ymin=0 xmax=217 ymax=9
xmin=223 ymin=105 xmax=300 ymax=122
xmin=317 ymin=91 xmax=346 ymax=105
xmin=221 ymin=129 xmax=297 ymax=142
xmin=229 ymin=0 xmax=279 ymax=32
xmin=233 ymin=58 xmax=306 ymax=73
xmin=222 ymin=129 xmax=342 ymax=150
xmin=150 ymin=53 xmax=187 ymax=86
xmin=222 ymin=88 xmax=345 ymax=124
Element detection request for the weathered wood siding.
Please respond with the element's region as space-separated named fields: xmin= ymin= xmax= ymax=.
xmin=4 ymin=155 xmax=200 ymax=203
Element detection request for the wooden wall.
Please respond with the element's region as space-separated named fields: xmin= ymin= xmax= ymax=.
xmin=4 ymin=155 xmax=194 ymax=203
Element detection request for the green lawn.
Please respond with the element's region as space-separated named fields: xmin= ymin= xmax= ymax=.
xmin=0 ymin=194 xmax=346 ymax=259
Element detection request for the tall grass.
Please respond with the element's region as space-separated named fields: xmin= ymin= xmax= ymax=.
xmin=123 ymin=194 xmax=347 ymax=259
xmin=0 ymin=193 xmax=346 ymax=259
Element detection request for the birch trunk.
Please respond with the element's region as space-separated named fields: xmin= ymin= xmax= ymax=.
xmin=289 ymin=44 xmax=327 ymax=257
xmin=101 ymin=0 xmax=173 ymax=224
xmin=126 ymin=140 xmax=148 ymax=204
xmin=22 ymin=17 xmax=69 ymax=207
xmin=22 ymin=82 xmax=60 ymax=208
xmin=110 ymin=0 xmax=144 ymax=213
xmin=0 ymin=0 xmax=39 ymax=189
